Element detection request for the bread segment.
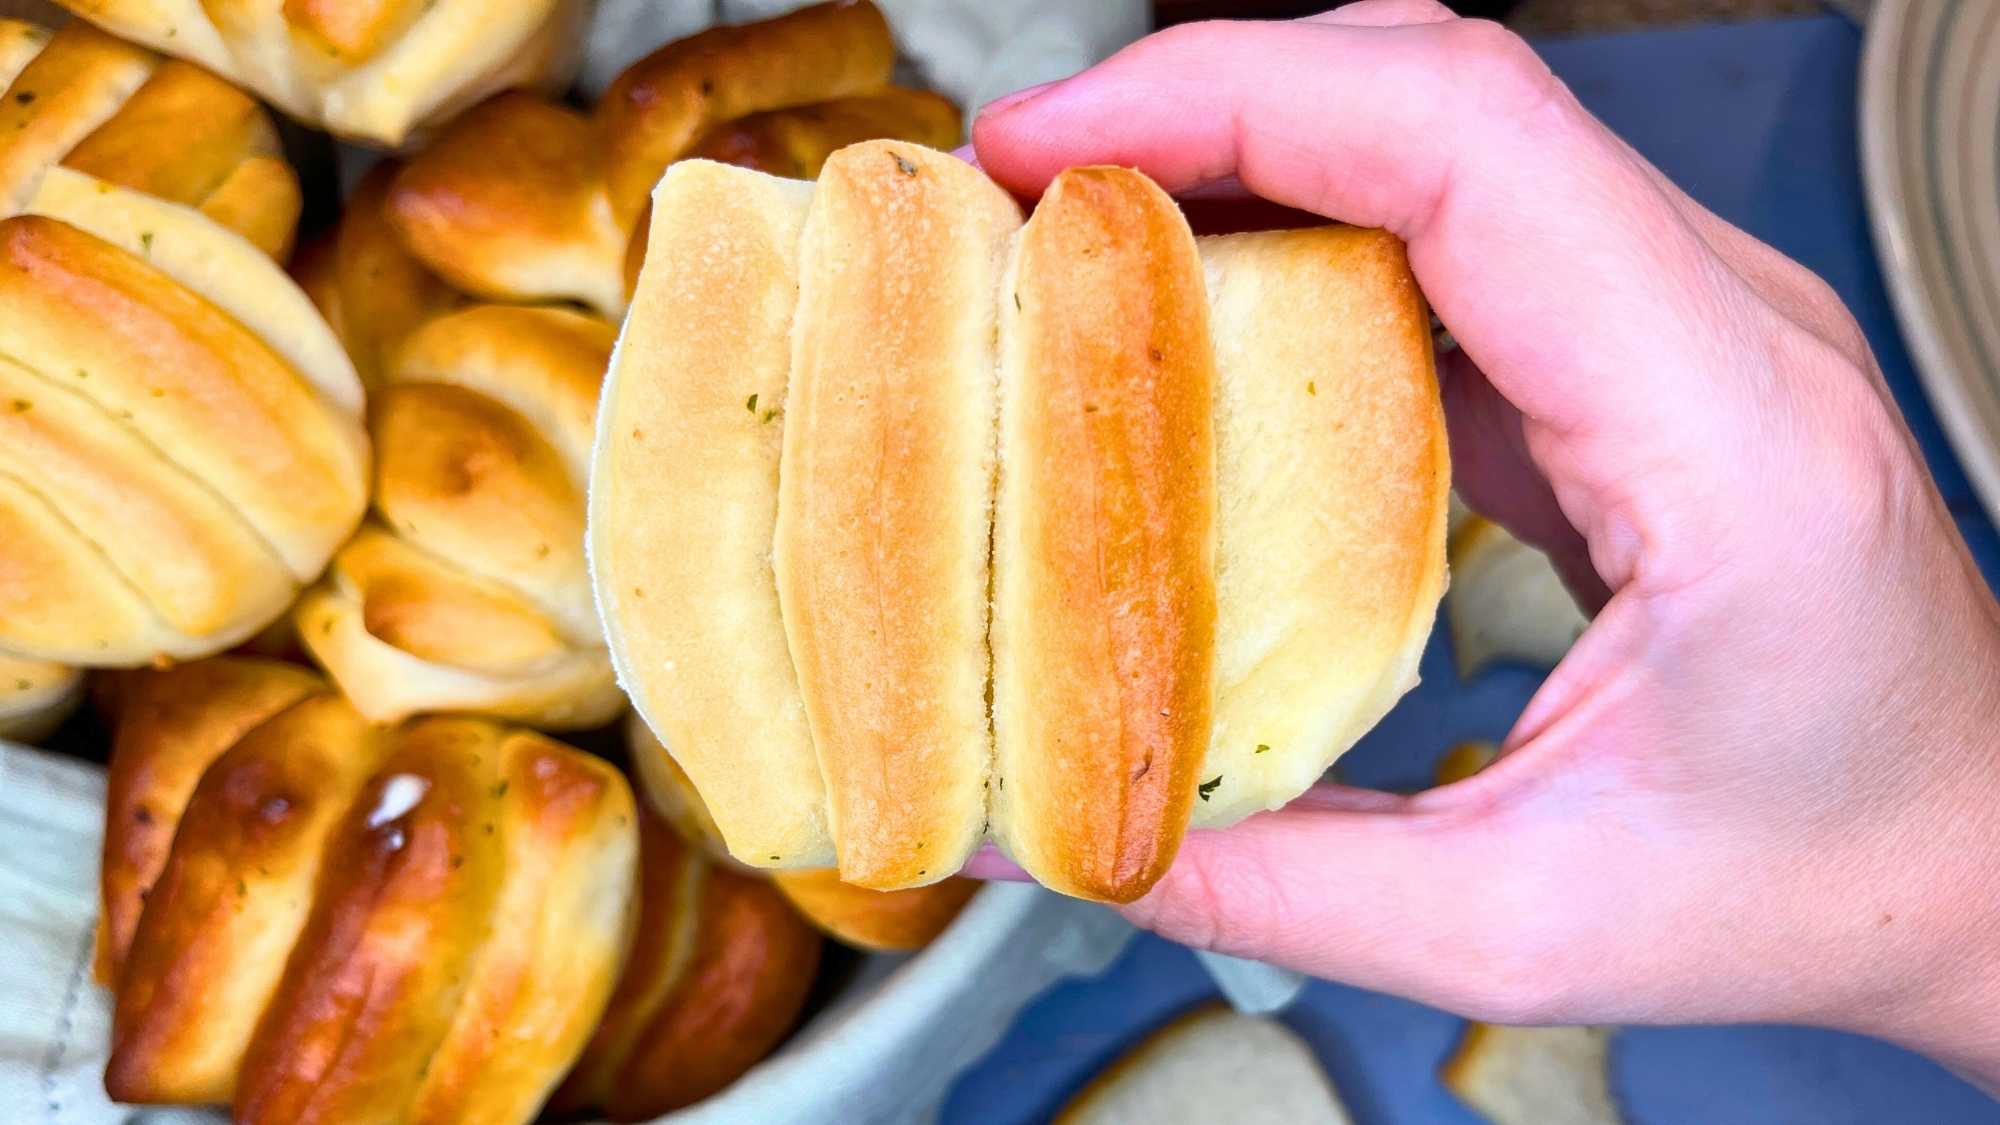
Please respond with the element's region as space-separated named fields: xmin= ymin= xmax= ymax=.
xmin=591 ymin=160 xmax=831 ymax=868
xmin=776 ymin=141 xmax=1023 ymax=889
xmin=1193 ymin=228 xmax=1447 ymax=825
xmin=989 ymin=167 xmax=1219 ymax=904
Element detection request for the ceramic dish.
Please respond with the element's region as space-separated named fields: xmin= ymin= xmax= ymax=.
xmin=1861 ymin=0 xmax=2000 ymax=523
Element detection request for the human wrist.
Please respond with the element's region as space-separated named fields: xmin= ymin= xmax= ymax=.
xmin=1830 ymin=610 xmax=2000 ymax=1087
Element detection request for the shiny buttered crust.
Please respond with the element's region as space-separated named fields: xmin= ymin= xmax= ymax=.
xmin=53 ymin=0 xmax=588 ymax=146
xmin=550 ymin=805 xmax=822 ymax=1122
xmin=97 ymin=658 xmax=639 ymax=1123
xmin=594 ymin=145 xmax=1447 ymax=903
xmin=0 ymin=20 xmax=365 ymax=672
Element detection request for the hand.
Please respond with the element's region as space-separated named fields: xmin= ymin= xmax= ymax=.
xmin=969 ymin=0 xmax=2000 ymax=1083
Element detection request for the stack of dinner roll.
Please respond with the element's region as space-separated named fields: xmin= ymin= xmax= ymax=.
xmin=95 ymin=657 xmax=824 ymax=1122
xmin=594 ymin=144 xmax=1449 ymax=904
xmin=0 ymin=17 xmax=368 ymax=733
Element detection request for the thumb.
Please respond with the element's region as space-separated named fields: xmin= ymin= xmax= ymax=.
xmin=1119 ymin=783 xmax=1566 ymax=1022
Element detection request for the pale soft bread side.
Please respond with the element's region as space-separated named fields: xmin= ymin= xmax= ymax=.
xmin=775 ymin=140 xmax=1021 ymax=889
xmin=1447 ymin=512 xmax=1588 ymax=677
xmin=1192 ymin=227 xmax=1448 ymax=825
xmin=624 ymin=710 xmax=731 ymax=861
xmin=590 ymin=159 xmax=831 ymax=868
xmin=1441 ymin=1024 xmax=1621 ymax=1125
xmin=990 ymin=166 xmax=1218 ymax=904
xmin=1058 ymin=1007 xmax=1350 ymax=1125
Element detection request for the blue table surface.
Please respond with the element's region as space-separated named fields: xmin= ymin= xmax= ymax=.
xmin=944 ymin=14 xmax=2000 ymax=1124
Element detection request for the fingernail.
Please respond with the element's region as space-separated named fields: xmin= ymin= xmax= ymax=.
xmin=978 ymin=79 xmax=1061 ymax=119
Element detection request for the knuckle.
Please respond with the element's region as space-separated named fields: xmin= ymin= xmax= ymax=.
xmin=1437 ymin=19 xmax=1560 ymax=119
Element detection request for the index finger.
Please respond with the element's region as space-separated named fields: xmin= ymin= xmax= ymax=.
xmin=972 ymin=14 xmax=1763 ymax=581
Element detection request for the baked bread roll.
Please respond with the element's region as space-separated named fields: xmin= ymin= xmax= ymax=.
xmin=294 ymin=182 xmax=622 ymax=729
xmin=595 ymin=145 xmax=1447 ymax=904
xmin=1059 ymin=1006 xmax=1351 ymax=1124
xmin=386 ymin=0 xmax=961 ymax=317
xmin=97 ymin=657 xmax=640 ymax=1123
xmin=0 ymin=20 xmax=367 ymax=682
xmin=550 ymin=802 xmax=822 ymax=1122
xmin=51 ymin=0 xmax=588 ymax=146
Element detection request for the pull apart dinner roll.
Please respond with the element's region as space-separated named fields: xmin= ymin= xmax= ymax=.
xmin=385 ymin=0 xmax=960 ymax=317
xmin=95 ymin=657 xmax=642 ymax=1123
xmin=52 ymin=0 xmax=587 ymax=146
xmin=293 ymin=170 xmax=624 ymax=729
xmin=0 ymin=21 xmax=367 ymax=689
xmin=593 ymin=144 xmax=1449 ymax=903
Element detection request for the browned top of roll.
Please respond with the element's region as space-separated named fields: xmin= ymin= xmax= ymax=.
xmin=991 ymin=166 xmax=1219 ymax=904
xmin=597 ymin=0 xmax=894 ymax=224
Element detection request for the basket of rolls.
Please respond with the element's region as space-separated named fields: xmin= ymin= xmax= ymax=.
xmin=0 ymin=2 xmax=1151 ymax=1122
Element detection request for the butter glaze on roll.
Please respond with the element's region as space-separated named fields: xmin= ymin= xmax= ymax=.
xmin=990 ymin=167 xmax=1219 ymax=903
xmin=777 ymin=141 xmax=1022 ymax=889
xmin=593 ymin=144 xmax=1447 ymax=903
xmin=98 ymin=659 xmax=639 ymax=1122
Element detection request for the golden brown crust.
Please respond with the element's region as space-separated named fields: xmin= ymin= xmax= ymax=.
xmin=94 ymin=658 xmax=323 ymax=986
xmin=297 ymin=303 xmax=620 ymax=728
xmin=295 ymin=161 xmax=459 ymax=388
xmin=597 ymin=0 xmax=894 ymax=225
xmin=403 ymin=731 xmax=637 ymax=1125
xmin=771 ymin=869 xmax=978 ymax=952
xmin=387 ymin=2 xmax=949 ymax=316
xmin=990 ymin=167 xmax=1218 ymax=904
xmin=0 ymin=21 xmax=360 ymax=671
xmin=689 ymin=86 xmax=963 ymax=180
xmin=0 ymin=214 xmax=366 ymax=663
xmin=59 ymin=58 xmax=299 ymax=251
xmin=386 ymin=93 xmax=627 ymax=315
xmin=100 ymin=666 xmax=639 ymax=1120
xmin=776 ymin=141 xmax=1022 ymax=889
xmin=106 ymin=693 xmax=388 ymax=1105
xmin=552 ymin=807 xmax=821 ymax=1122
xmin=601 ymin=863 xmax=819 ymax=1121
